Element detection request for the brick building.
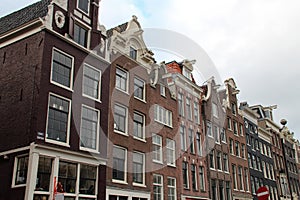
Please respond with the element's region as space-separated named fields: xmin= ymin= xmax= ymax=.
xmin=222 ymin=79 xmax=252 ymax=200
xmin=240 ymin=102 xmax=278 ymax=199
xmin=166 ymin=60 xmax=209 ymax=200
xmin=105 ymin=17 xmax=180 ymax=200
xmin=0 ymin=0 xmax=109 ymax=199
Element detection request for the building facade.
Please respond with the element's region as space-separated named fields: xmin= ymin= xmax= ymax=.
xmin=0 ymin=0 xmax=109 ymax=199
xmin=222 ymin=79 xmax=252 ymax=200
xmin=166 ymin=60 xmax=209 ymax=200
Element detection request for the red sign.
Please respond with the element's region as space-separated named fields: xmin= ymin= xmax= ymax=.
xmin=257 ymin=186 xmax=269 ymax=200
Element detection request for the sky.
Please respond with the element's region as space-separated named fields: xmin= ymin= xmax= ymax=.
xmin=1 ymin=0 xmax=300 ymax=140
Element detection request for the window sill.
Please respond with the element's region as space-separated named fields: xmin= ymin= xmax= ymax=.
xmin=133 ymin=136 xmax=146 ymax=143
xmin=132 ymin=183 xmax=146 ymax=188
xmin=153 ymin=160 xmax=163 ymax=165
xmin=79 ymin=147 xmax=100 ymax=154
xmin=134 ymin=96 xmax=146 ymax=103
xmin=50 ymin=80 xmax=74 ymax=92
xmin=112 ymin=179 xmax=128 ymax=185
xmin=167 ymin=164 xmax=176 ymax=168
xmin=45 ymin=139 xmax=70 ymax=147
xmin=11 ymin=184 xmax=26 ymax=188
xmin=115 ymin=87 xmax=129 ymax=95
xmin=82 ymin=94 xmax=102 ymax=103
xmin=114 ymin=130 xmax=129 ymax=137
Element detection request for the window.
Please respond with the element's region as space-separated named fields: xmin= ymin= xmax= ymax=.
xmin=152 ymin=134 xmax=162 ymax=163
xmin=58 ymin=161 xmax=77 ymax=193
xmin=241 ymin=144 xmax=245 ymax=158
xmin=74 ymin=23 xmax=88 ymax=47
xmin=188 ymin=129 xmax=195 ymax=153
xmin=227 ymin=117 xmax=232 ymax=130
xmin=154 ymin=105 xmax=173 ymax=127
xmin=213 ymin=126 xmax=219 ymax=143
xmin=257 ymin=157 xmax=261 ymax=171
xmin=219 ymin=181 xmax=224 ymax=200
xmin=83 ymin=64 xmax=101 ymax=100
xmin=239 ymin=124 xmax=244 ymax=136
xmin=113 ymin=146 xmax=127 ymax=182
xmin=216 ymin=151 xmax=222 ymax=170
xmin=160 ymin=84 xmax=166 ymax=97
xmin=211 ymin=179 xmax=217 ymax=200
xmin=182 ymin=67 xmax=192 ymax=80
xmin=194 ymin=101 xmax=200 ymax=123
xmin=186 ymin=98 xmax=192 ymax=120
xmin=133 ymin=152 xmax=144 ymax=185
xmin=114 ymin=104 xmax=127 ymax=134
xmin=252 ymin=155 xmax=257 ymax=170
xmin=212 ymin=103 xmax=218 ymax=118
xmin=80 ymin=106 xmax=99 ymax=151
xmin=130 ymin=47 xmax=137 ymax=60
xmin=238 ymin=166 xmax=244 ymax=190
xmin=153 ymin=174 xmax=163 ymax=200
xmin=80 ymin=164 xmax=97 ymax=195
xmin=226 ymin=181 xmax=231 ymax=200
xmin=232 ymin=165 xmax=237 ymax=189
xmin=220 ymin=128 xmax=226 ymax=143
xmin=199 ymin=166 xmax=205 ymax=191
xmin=46 ymin=94 xmax=71 ymax=144
xmin=233 ymin=121 xmax=238 ymax=135
xmin=248 ymin=153 xmax=252 ymax=168
xmin=229 ymin=139 xmax=234 ymax=154
xmin=51 ymin=48 xmax=73 ymax=89
xmin=167 ymin=177 xmax=176 ymax=200
xmin=223 ymin=154 xmax=229 ymax=172
xmin=134 ymin=77 xmax=145 ymax=100
xmin=231 ymin=103 xmax=237 ymax=115
xmin=250 ymin=176 xmax=255 ymax=194
xmin=207 ymin=121 xmax=212 ymax=137
xmin=235 ymin=141 xmax=240 ymax=157
xmin=77 ymin=0 xmax=90 ymax=14
xmin=166 ymin=139 xmax=175 ymax=166
xmin=35 ymin=156 xmax=52 ymax=191
xmin=178 ymin=93 xmax=184 ymax=116
xmin=196 ymin=133 xmax=202 ymax=156
xmin=116 ymin=68 xmax=128 ymax=92
xmin=180 ymin=125 xmax=186 ymax=151
xmin=182 ymin=162 xmax=189 ymax=189
xmin=191 ymin=164 xmax=197 ymax=190
xmin=133 ymin=112 xmax=145 ymax=140
xmin=13 ymin=155 xmax=29 ymax=186
xmin=244 ymin=168 xmax=249 ymax=192
xmin=209 ymin=150 xmax=215 ymax=169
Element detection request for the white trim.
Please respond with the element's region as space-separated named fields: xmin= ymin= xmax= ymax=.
xmin=152 ymin=134 xmax=163 ymax=163
xmin=82 ymin=63 xmax=102 ymax=102
xmin=153 ymin=174 xmax=163 ymax=200
xmin=76 ymin=0 xmax=90 ymax=16
xmin=112 ymin=145 xmax=127 ymax=183
xmin=113 ymin=103 xmax=129 ymax=136
xmin=106 ymin=188 xmax=151 ymax=200
xmin=50 ymin=47 xmax=74 ymax=91
xmin=11 ymin=154 xmax=29 ymax=188
xmin=79 ymin=104 xmax=100 ymax=153
xmin=132 ymin=151 xmax=145 ymax=186
xmin=115 ymin=67 xmax=129 ymax=94
xmin=0 ymin=146 xmax=30 ymax=156
xmin=167 ymin=177 xmax=177 ymax=200
xmin=45 ymin=92 xmax=72 ymax=146
xmin=134 ymin=76 xmax=146 ymax=102
xmin=73 ymin=16 xmax=92 ymax=49
xmin=133 ymin=111 xmax=146 ymax=141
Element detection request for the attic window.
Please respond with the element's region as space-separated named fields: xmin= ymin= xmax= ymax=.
xmin=130 ymin=47 xmax=137 ymax=60
xmin=182 ymin=67 xmax=192 ymax=80
xmin=77 ymin=0 xmax=90 ymax=15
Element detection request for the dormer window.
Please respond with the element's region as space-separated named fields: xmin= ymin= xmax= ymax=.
xmin=77 ymin=0 xmax=90 ymax=15
xmin=130 ymin=47 xmax=137 ymax=60
xmin=182 ymin=67 xmax=192 ymax=80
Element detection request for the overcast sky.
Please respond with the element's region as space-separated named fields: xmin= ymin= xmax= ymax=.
xmin=1 ymin=0 xmax=300 ymax=140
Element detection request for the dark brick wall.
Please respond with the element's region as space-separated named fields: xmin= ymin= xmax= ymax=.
xmin=0 ymin=32 xmax=45 ymax=152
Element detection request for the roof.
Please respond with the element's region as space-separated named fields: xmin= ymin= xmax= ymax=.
xmin=106 ymin=22 xmax=128 ymax=38
xmin=0 ymin=0 xmax=51 ymax=35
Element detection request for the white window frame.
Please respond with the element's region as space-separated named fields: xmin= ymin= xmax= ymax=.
xmin=227 ymin=117 xmax=232 ymax=130
xmin=12 ymin=154 xmax=29 ymax=188
xmin=153 ymin=174 xmax=163 ymax=200
xmin=207 ymin=121 xmax=213 ymax=137
xmin=115 ymin=67 xmax=129 ymax=93
xmin=77 ymin=0 xmax=90 ymax=15
xmin=82 ymin=63 xmax=101 ymax=102
xmin=132 ymin=151 xmax=145 ymax=186
xmin=79 ymin=104 xmax=100 ymax=153
xmin=50 ymin=47 xmax=74 ymax=91
xmin=160 ymin=84 xmax=166 ymax=97
xmin=199 ymin=166 xmax=205 ymax=191
xmin=152 ymin=134 xmax=163 ymax=163
xmin=182 ymin=67 xmax=192 ymax=80
xmin=186 ymin=97 xmax=192 ymax=121
xmin=209 ymin=150 xmax=215 ymax=169
xmin=133 ymin=111 xmax=145 ymax=141
xmin=154 ymin=104 xmax=173 ymax=127
xmin=178 ymin=93 xmax=184 ymax=116
xmin=73 ymin=18 xmax=91 ymax=49
xmin=166 ymin=138 xmax=176 ymax=167
xmin=217 ymin=151 xmax=222 ymax=171
xmin=182 ymin=162 xmax=189 ymax=189
xmin=223 ymin=154 xmax=229 ymax=172
xmin=233 ymin=165 xmax=238 ymax=190
xmin=238 ymin=166 xmax=244 ymax=191
xmin=134 ymin=76 xmax=146 ymax=102
xmin=194 ymin=101 xmax=200 ymax=124
xmin=191 ymin=164 xmax=198 ymax=190
xmin=45 ymin=93 xmax=72 ymax=147
xmin=196 ymin=132 xmax=202 ymax=156
xmin=112 ymin=145 xmax=127 ymax=184
xmin=212 ymin=103 xmax=218 ymax=118
xmin=167 ymin=177 xmax=177 ymax=200
xmin=113 ymin=103 xmax=128 ymax=136
xmin=180 ymin=125 xmax=186 ymax=151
